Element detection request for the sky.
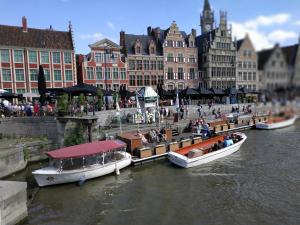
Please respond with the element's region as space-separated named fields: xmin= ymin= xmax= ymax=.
xmin=0 ymin=0 xmax=300 ymax=54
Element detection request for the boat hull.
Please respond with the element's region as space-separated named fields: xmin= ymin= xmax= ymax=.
xmin=168 ymin=133 xmax=247 ymax=168
xmin=32 ymin=152 xmax=132 ymax=187
xmin=255 ymin=116 xmax=297 ymax=130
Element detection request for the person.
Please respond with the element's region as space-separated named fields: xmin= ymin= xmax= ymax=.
xmin=217 ymin=140 xmax=223 ymax=149
xmin=212 ymin=143 xmax=218 ymax=151
xmin=137 ymin=131 xmax=148 ymax=144
xmin=33 ymin=102 xmax=39 ymax=116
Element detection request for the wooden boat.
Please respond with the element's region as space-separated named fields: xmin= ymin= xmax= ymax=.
xmin=32 ymin=140 xmax=131 ymax=187
xmin=168 ymin=133 xmax=247 ymax=168
xmin=255 ymin=115 xmax=297 ymax=130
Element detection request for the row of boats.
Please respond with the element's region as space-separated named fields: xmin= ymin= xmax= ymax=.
xmin=33 ymin=114 xmax=298 ymax=187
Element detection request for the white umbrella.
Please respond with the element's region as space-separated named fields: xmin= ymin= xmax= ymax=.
xmin=136 ymin=92 xmax=142 ymax=114
xmin=22 ymin=92 xmax=40 ymax=98
xmin=175 ymin=91 xmax=180 ymax=109
xmin=0 ymin=89 xmax=8 ymax=94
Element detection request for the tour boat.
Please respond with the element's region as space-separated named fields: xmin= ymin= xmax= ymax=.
xmin=32 ymin=140 xmax=132 ymax=187
xmin=168 ymin=133 xmax=247 ymax=168
xmin=255 ymin=115 xmax=297 ymax=130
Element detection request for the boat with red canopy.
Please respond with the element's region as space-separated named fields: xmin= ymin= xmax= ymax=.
xmin=32 ymin=140 xmax=131 ymax=187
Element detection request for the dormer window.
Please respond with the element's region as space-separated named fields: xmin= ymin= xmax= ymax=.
xmin=134 ymin=39 xmax=142 ymax=55
xmin=136 ymin=46 xmax=141 ymax=54
xmin=150 ymin=47 xmax=155 ymax=54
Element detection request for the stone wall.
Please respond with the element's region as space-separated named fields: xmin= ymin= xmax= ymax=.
xmin=0 ymin=181 xmax=27 ymax=225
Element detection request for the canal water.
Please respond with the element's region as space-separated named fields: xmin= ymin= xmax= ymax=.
xmin=7 ymin=121 xmax=300 ymax=225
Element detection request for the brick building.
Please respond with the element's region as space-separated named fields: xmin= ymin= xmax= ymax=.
xmin=77 ymin=39 xmax=128 ymax=91
xmin=236 ymin=34 xmax=259 ymax=91
xmin=0 ymin=17 xmax=76 ymax=94
xmin=120 ymin=22 xmax=198 ymax=91
xmin=196 ymin=0 xmax=237 ymax=89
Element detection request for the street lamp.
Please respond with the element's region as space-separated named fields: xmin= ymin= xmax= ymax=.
xmin=104 ymin=48 xmax=114 ymax=110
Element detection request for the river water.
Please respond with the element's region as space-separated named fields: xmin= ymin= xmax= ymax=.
xmin=7 ymin=121 xmax=300 ymax=225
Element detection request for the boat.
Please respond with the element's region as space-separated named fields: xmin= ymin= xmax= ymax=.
xmin=32 ymin=140 xmax=132 ymax=187
xmin=168 ymin=132 xmax=247 ymax=168
xmin=255 ymin=115 xmax=297 ymax=130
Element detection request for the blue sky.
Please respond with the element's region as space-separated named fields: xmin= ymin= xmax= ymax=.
xmin=1 ymin=0 xmax=300 ymax=53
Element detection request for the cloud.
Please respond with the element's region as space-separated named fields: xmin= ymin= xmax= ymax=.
xmin=231 ymin=13 xmax=296 ymax=51
xmin=267 ymin=30 xmax=298 ymax=42
xmin=80 ymin=32 xmax=103 ymax=40
xmin=107 ymin=21 xmax=115 ymax=31
xmin=244 ymin=13 xmax=291 ymax=29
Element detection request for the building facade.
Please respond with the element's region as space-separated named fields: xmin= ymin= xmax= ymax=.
xmin=236 ymin=34 xmax=259 ymax=91
xmin=77 ymin=39 xmax=128 ymax=91
xmin=196 ymin=0 xmax=236 ymax=89
xmin=162 ymin=22 xmax=198 ymax=90
xmin=258 ymin=44 xmax=290 ymax=90
xmin=120 ymin=22 xmax=198 ymax=91
xmin=0 ymin=17 xmax=76 ymax=94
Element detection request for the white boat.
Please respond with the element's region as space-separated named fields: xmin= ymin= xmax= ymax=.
xmin=168 ymin=133 xmax=247 ymax=168
xmin=32 ymin=140 xmax=132 ymax=187
xmin=255 ymin=115 xmax=297 ymax=130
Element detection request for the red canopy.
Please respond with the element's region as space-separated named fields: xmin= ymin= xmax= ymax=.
xmin=46 ymin=140 xmax=126 ymax=159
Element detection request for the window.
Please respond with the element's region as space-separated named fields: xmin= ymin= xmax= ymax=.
xmin=150 ymin=61 xmax=156 ymax=70
xmin=248 ymin=62 xmax=252 ymax=69
xmin=177 ymin=41 xmax=183 ymax=47
xmin=2 ymin=69 xmax=11 ymax=81
xmin=178 ymin=53 xmax=184 ymax=63
xmin=248 ymin=50 xmax=252 ymax=57
xmin=253 ymin=72 xmax=256 ymax=81
xmin=280 ymin=61 xmax=284 ymax=68
xmin=4 ymin=89 xmax=12 ymax=93
xmin=137 ymin=60 xmax=142 ymax=70
xmin=189 ymin=55 xmax=196 ymax=63
xmin=65 ymin=70 xmax=73 ymax=81
xmin=144 ymin=60 xmax=149 ymax=70
xmin=129 ymin=60 xmax=135 ymax=70
xmin=189 ymin=68 xmax=195 ymax=79
xmin=113 ymin=68 xmax=118 ymax=80
xmin=64 ymin=52 xmax=72 ymax=64
xmin=252 ymin=85 xmax=256 ymax=91
xmin=120 ymin=68 xmax=126 ymax=80
xmin=243 ymin=72 xmax=247 ymax=81
xmin=44 ymin=69 xmax=50 ymax=81
xmin=54 ymin=70 xmax=62 ymax=81
xmin=158 ymin=61 xmax=164 ymax=70
xmin=271 ymin=61 xmax=276 ymax=67
xmin=248 ymin=72 xmax=252 ymax=81
xmin=238 ymin=72 xmax=242 ymax=81
xmin=14 ymin=50 xmax=23 ymax=63
xmin=129 ymin=75 xmax=136 ymax=86
xmin=15 ymin=69 xmax=24 ymax=81
xmin=95 ymin=53 xmax=101 ymax=63
xmin=178 ymin=68 xmax=184 ymax=80
xmin=158 ymin=75 xmax=164 ymax=84
xmin=144 ymin=75 xmax=150 ymax=86
xmin=137 ymin=75 xmax=143 ymax=86
xmin=41 ymin=51 xmax=49 ymax=64
xmin=243 ymin=62 xmax=247 ymax=69
xmin=167 ymin=67 xmax=173 ymax=80
xmin=167 ymin=40 xmax=173 ymax=47
xmin=52 ymin=52 xmax=61 ymax=64
xmin=31 ymin=88 xmax=39 ymax=93
xmin=87 ymin=67 xmax=94 ymax=80
xmin=0 ymin=49 xmax=10 ymax=62
xmin=96 ymin=84 xmax=104 ymax=89
xmin=30 ymin=69 xmax=38 ymax=81
xmin=96 ymin=67 xmax=102 ymax=80
xmin=243 ymin=50 xmax=247 ymax=57
xmin=252 ymin=62 xmax=256 ymax=69
xmin=136 ymin=46 xmax=141 ymax=54
xmin=238 ymin=61 xmax=242 ymax=68
xmin=105 ymin=68 xmax=111 ymax=80
xmin=151 ymin=75 xmax=157 ymax=85
xmin=150 ymin=47 xmax=155 ymax=54
xmin=167 ymin=53 xmax=173 ymax=62
xmin=28 ymin=51 xmax=37 ymax=63
xmin=16 ymin=89 xmax=25 ymax=94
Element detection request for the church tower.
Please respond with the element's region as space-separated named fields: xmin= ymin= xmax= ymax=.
xmin=200 ymin=0 xmax=214 ymax=34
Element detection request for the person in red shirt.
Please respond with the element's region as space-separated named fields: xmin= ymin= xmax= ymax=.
xmin=33 ymin=102 xmax=39 ymax=116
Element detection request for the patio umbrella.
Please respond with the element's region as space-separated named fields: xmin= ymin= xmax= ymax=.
xmin=0 ymin=89 xmax=8 ymax=94
xmin=64 ymin=83 xmax=98 ymax=95
xmin=22 ymin=92 xmax=40 ymax=98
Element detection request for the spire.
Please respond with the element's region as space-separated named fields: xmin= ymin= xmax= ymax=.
xmin=204 ymin=0 xmax=211 ymax=11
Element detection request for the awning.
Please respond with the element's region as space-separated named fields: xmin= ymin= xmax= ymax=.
xmin=46 ymin=140 xmax=126 ymax=159
xmin=23 ymin=92 xmax=40 ymax=98
xmin=64 ymin=83 xmax=98 ymax=95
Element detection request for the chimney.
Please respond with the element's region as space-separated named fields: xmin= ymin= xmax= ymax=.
xmin=120 ymin=31 xmax=125 ymax=47
xmin=147 ymin=26 xmax=152 ymax=36
xmin=191 ymin=29 xmax=196 ymax=37
xmin=49 ymin=25 xmax=53 ymax=30
xmin=22 ymin=16 xmax=27 ymax=32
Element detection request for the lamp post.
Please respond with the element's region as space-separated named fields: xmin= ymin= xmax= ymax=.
xmin=104 ymin=48 xmax=114 ymax=110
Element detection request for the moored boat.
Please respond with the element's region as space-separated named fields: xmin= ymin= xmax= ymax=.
xmin=32 ymin=140 xmax=131 ymax=187
xmin=168 ymin=133 xmax=247 ymax=168
xmin=255 ymin=115 xmax=297 ymax=130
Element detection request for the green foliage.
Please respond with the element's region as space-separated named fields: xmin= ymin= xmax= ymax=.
xmin=78 ymin=93 xmax=85 ymax=106
xmin=57 ymin=93 xmax=69 ymax=115
xmin=96 ymin=89 xmax=104 ymax=110
xmin=113 ymin=92 xmax=120 ymax=103
xmin=64 ymin=123 xmax=85 ymax=147
xmin=23 ymin=147 xmax=30 ymax=161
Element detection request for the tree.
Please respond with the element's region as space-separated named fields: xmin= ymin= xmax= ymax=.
xmin=96 ymin=89 xmax=103 ymax=110
xmin=57 ymin=93 xmax=69 ymax=116
xmin=38 ymin=65 xmax=47 ymax=105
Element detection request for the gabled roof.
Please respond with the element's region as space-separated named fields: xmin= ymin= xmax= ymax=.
xmin=257 ymin=48 xmax=274 ymax=70
xmin=281 ymin=44 xmax=299 ymax=67
xmin=0 ymin=24 xmax=73 ymax=50
xmin=124 ymin=34 xmax=163 ymax=55
xmin=236 ymin=39 xmax=244 ymax=51
xmin=89 ymin=38 xmax=121 ymax=49
xmin=195 ymin=29 xmax=217 ymax=54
